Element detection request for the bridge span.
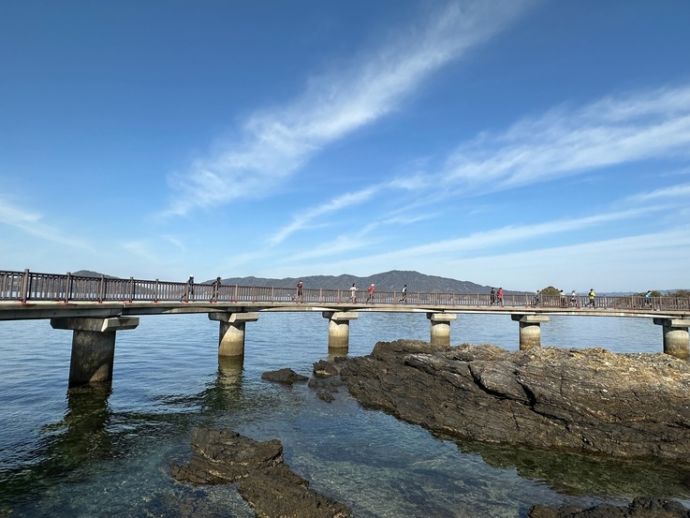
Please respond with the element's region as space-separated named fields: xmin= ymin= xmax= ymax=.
xmin=2 ymin=269 xmax=689 ymax=388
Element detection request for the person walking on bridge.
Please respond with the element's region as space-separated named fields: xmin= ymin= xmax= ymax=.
xmin=366 ymin=283 xmax=376 ymax=304
xmin=490 ymin=287 xmax=496 ymax=306
xmin=570 ymin=290 xmax=578 ymax=307
xmin=350 ymin=283 xmax=357 ymax=303
xmin=399 ymin=284 xmax=408 ymax=303
xmin=587 ymin=288 xmax=596 ymax=308
xmin=296 ymin=280 xmax=304 ymax=303
xmin=182 ymin=275 xmax=194 ymax=302
xmin=211 ymin=277 xmax=222 ymax=302
xmin=496 ymin=287 xmax=504 ymax=307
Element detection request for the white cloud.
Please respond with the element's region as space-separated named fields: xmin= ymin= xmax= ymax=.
xmin=0 ymin=197 xmax=93 ymax=250
xmin=268 ymin=185 xmax=381 ymax=245
xmin=282 ymin=211 xmax=440 ymax=262
xmin=443 ymin=84 xmax=690 ymax=193
xmin=297 ymin=206 xmax=663 ymax=275
xmin=627 ymin=182 xmax=690 ymax=202
xmin=164 ymin=0 xmax=534 ymax=216
xmin=441 ymin=227 xmax=690 ymax=291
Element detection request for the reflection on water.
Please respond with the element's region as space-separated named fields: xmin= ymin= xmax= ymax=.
xmin=1 ymin=312 xmax=688 ymax=516
xmin=457 ymin=439 xmax=690 ymax=498
xmin=0 ymin=386 xmax=110 ymax=503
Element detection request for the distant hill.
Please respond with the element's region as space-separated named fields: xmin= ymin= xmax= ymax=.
xmin=218 ymin=270 xmax=506 ymax=294
xmin=68 ymin=269 xmax=514 ymax=293
xmin=72 ymin=270 xmax=119 ymax=278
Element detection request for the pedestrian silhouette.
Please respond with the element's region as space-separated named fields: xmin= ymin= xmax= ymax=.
xmin=211 ymin=277 xmax=222 ymax=302
xmin=366 ymin=283 xmax=376 ymax=304
xmin=296 ymin=280 xmax=304 ymax=303
xmin=182 ymin=275 xmax=194 ymax=302
xmin=350 ymin=283 xmax=357 ymax=303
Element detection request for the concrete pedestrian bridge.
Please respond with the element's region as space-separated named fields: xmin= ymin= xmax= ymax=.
xmin=2 ymin=269 xmax=689 ymax=388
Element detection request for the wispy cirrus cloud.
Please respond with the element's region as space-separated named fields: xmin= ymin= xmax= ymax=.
xmin=163 ymin=0 xmax=534 ymax=217
xmin=283 ymin=211 xmax=439 ymax=262
xmin=304 ymin=206 xmax=664 ymax=274
xmin=441 ymin=226 xmax=690 ymax=291
xmin=0 ymin=197 xmax=93 ymax=250
xmin=268 ymin=185 xmax=381 ymax=245
xmin=627 ymin=181 xmax=690 ymax=202
xmin=443 ymin=84 xmax=690 ymax=192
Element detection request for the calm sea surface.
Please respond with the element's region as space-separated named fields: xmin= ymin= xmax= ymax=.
xmin=1 ymin=312 xmax=689 ymax=517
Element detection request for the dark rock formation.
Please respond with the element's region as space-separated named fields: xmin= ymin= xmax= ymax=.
xmin=529 ymin=497 xmax=690 ymax=517
xmin=171 ymin=428 xmax=350 ymax=517
xmin=339 ymin=340 xmax=690 ymax=460
xmin=261 ymin=368 xmax=308 ymax=385
xmin=308 ymin=360 xmax=346 ymax=402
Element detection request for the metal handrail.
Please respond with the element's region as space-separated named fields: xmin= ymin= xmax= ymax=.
xmin=0 ymin=269 xmax=688 ymax=311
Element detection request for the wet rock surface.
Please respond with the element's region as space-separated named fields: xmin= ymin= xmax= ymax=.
xmin=261 ymin=368 xmax=308 ymax=385
xmin=339 ymin=340 xmax=690 ymax=460
xmin=308 ymin=359 xmax=346 ymax=402
xmin=529 ymin=497 xmax=690 ymax=517
xmin=171 ymin=428 xmax=350 ymax=517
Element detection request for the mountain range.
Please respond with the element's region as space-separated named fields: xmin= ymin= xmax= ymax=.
xmin=73 ymin=270 xmax=502 ymax=294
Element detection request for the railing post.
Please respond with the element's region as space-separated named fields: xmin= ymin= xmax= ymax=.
xmin=64 ymin=272 xmax=73 ymax=302
xmin=154 ymin=279 xmax=160 ymax=302
xmin=337 ymin=289 xmax=341 ymax=303
xmin=234 ymin=284 xmax=238 ymax=302
xmin=20 ymin=268 xmax=30 ymax=303
xmin=271 ymin=287 xmax=274 ymax=301
xmin=129 ymin=277 xmax=135 ymax=302
xmin=319 ymin=288 xmax=323 ymax=303
xmin=98 ymin=275 xmax=105 ymax=303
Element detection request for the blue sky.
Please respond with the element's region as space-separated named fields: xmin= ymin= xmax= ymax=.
xmin=1 ymin=0 xmax=690 ymax=291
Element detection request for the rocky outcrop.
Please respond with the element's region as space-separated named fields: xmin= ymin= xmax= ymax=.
xmin=339 ymin=340 xmax=690 ymax=460
xmin=171 ymin=428 xmax=350 ymax=517
xmin=529 ymin=497 xmax=690 ymax=517
xmin=261 ymin=368 xmax=308 ymax=385
xmin=308 ymin=359 xmax=347 ymax=402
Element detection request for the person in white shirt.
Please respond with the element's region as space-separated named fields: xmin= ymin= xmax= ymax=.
xmin=350 ymin=283 xmax=357 ymax=303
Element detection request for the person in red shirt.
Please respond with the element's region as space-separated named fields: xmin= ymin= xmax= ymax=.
xmin=366 ymin=283 xmax=376 ymax=304
xmin=497 ymin=287 xmax=504 ymax=307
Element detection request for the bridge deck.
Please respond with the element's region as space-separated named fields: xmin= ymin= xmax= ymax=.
xmin=0 ymin=300 xmax=686 ymax=320
xmin=1 ymin=269 xmax=688 ymax=321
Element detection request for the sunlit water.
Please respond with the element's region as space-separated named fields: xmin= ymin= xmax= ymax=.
xmin=1 ymin=312 xmax=688 ymax=517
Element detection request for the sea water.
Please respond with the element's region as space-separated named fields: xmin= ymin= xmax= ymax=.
xmin=0 ymin=312 xmax=687 ymax=517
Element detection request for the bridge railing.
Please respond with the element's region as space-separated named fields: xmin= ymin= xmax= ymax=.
xmin=1 ymin=270 xmax=688 ymax=311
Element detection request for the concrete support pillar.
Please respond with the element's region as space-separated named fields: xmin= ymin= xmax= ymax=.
xmin=511 ymin=314 xmax=550 ymax=350
xmin=209 ymin=312 xmax=259 ymax=358
xmin=653 ymin=318 xmax=690 ymax=360
xmin=50 ymin=317 xmax=139 ymax=387
xmin=427 ymin=313 xmax=457 ymax=348
xmin=322 ymin=311 xmax=358 ymax=352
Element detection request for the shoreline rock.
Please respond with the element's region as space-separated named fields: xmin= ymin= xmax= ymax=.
xmin=529 ymin=497 xmax=690 ymax=517
xmin=171 ymin=428 xmax=350 ymax=517
xmin=338 ymin=340 xmax=690 ymax=460
xmin=261 ymin=368 xmax=308 ymax=385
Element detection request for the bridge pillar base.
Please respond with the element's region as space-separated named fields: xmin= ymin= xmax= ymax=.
xmin=209 ymin=312 xmax=259 ymax=358
xmin=654 ymin=318 xmax=690 ymax=359
xmin=427 ymin=313 xmax=457 ymax=348
xmin=323 ymin=311 xmax=358 ymax=352
xmin=50 ymin=317 xmax=139 ymax=387
xmin=511 ymin=314 xmax=549 ymax=350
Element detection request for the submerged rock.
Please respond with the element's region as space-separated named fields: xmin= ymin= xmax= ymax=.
xmin=261 ymin=368 xmax=308 ymax=385
xmin=308 ymin=360 xmax=345 ymax=402
xmin=171 ymin=428 xmax=350 ymax=517
xmin=339 ymin=340 xmax=690 ymax=460
xmin=529 ymin=497 xmax=690 ymax=517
